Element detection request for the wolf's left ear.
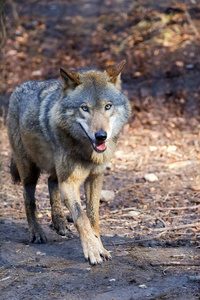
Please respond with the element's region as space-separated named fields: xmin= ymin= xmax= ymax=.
xmin=60 ymin=68 xmax=81 ymax=89
xmin=106 ymin=60 xmax=126 ymax=90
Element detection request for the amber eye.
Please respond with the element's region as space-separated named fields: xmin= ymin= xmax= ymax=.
xmin=105 ymin=104 xmax=112 ymax=110
xmin=81 ymin=105 xmax=89 ymax=112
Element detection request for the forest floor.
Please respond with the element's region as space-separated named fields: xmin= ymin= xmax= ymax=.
xmin=1 ymin=0 xmax=200 ymax=299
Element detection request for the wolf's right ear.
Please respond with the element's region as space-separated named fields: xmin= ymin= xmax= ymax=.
xmin=60 ymin=68 xmax=81 ymax=90
xmin=106 ymin=60 xmax=126 ymax=90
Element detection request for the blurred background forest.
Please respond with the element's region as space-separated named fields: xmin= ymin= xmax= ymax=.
xmin=1 ymin=0 xmax=200 ymax=129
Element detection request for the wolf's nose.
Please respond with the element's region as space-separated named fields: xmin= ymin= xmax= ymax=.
xmin=95 ymin=131 xmax=107 ymax=142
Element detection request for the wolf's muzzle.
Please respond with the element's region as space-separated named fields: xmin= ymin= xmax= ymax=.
xmin=79 ymin=124 xmax=107 ymax=153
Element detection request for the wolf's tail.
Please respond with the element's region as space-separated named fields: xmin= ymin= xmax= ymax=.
xmin=10 ymin=157 xmax=21 ymax=183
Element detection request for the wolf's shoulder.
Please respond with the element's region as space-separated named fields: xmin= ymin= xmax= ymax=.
xmin=13 ymin=79 xmax=62 ymax=95
xmin=9 ymin=79 xmax=62 ymax=108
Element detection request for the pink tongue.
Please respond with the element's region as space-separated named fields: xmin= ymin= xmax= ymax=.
xmin=96 ymin=142 xmax=106 ymax=151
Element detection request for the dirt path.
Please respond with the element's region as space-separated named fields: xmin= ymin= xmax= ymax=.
xmin=0 ymin=219 xmax=199 ymax=300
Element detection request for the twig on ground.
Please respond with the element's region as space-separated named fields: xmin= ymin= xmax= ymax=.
xmin=184 ymin=7 xmax=199 ymax=38
xmin=158 ymin=205 xmax=200 ymax=211
xmin=109 ymin=231 xmax=167 ymax=246
xmin=116 ymin=185 xmax=136 ymax=194
xmin=151 ymin=261 xmax=200 ymax=267
xmin=153 ymin=222 xmax=200 ymax=232
xmin=100 ymin=218 xmax=138 ymax=224
xmin=163 ymin=194 xmax=169 ymax=202
xmin=155 ymin=217 xmax=167 ymax=228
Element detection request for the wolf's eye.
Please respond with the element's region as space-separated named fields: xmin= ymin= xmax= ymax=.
xmin=81 ymin=105 xmax=89 ymax=112
xmin=105 ymin=104 xmax=112 ymax=111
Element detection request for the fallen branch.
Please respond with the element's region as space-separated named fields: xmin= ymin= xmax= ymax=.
xmin=109 ymin=207 xmax=149 ymax=215
xmin=151 ymin=261 xmax=200 ymax=267
xmin=109 ymin=231 xmax=167 ymax=245
xmin=100 ymin=218 xmax=138 ymax=224
xmin=185 ymin=7 xmax=199 ymax=38
xmin=158 ymin=205 xmax=200 ymax=211
xmin=153 ymin=222 xmax=200 ymax=232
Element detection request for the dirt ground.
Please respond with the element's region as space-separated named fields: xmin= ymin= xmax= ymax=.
xmin=1 ymin=0 xmax=200 ymax=299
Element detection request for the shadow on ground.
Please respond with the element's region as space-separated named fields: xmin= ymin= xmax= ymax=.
xmin=0 ymin=219 xmax=199 ymax=300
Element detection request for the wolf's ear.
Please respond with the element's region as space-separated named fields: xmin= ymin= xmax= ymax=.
xmin=106 ymin=60 xmax=126 ymax=90
xmin=60 ymin=68 xmax=81 ymax=89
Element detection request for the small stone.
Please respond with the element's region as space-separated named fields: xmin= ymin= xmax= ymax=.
xmin=166 ymin=145 xmax=177 ymax=152
xmin=134 ymin=71 xmax=142 ymax=77
xmin=116 ymin=164 xmax=127 ymax=170
xmin=31 ymin=70 xmax=42 ymax=77
xmin=139 ymin=284 xmax=148 ymax=289
xmin=127 ymin=211 xmax=140 ymax=216
xmin=175 ymin=61 xmax=184 ymax=67
xmin=109 ymin=278 xmax=116 ymax=282
xmin=115 ymin=251 xmax=129 ymax=257
xmin=185 ymin=64 xmax=194 ymax=69
xmin=36 ymin=251 xmax=46 ymax=256
xmin=100 ymin=190 xmax=115 ymax=202
xmin=7 ymin=49 xmax=17 ymax=56
xmin=190 ymin=185 xmax=200 ymax=191
xmin=149 ymin=146 xmax=157 ymax=151
xmin=144 ymin=173 xmax=158 ymax=182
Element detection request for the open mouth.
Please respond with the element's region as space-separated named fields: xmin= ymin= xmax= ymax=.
xmin=79 ymin=124 xmax=107 ymax=153
xmin=91 ymin=140 xmax=107 ymax=153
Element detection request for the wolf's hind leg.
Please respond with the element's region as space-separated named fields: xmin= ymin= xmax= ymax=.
xmin=22 ymin=162 xmax=47 ymax=243
xmin=48 ymin=176 xmax=67 ymax=236
xmin=10 ymin=156 xmax=21 ymax=183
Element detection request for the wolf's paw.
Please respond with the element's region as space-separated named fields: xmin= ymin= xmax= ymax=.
xmin=81 ymin=236 xmax=112 ymax=265
xmin=29 ymin=226 xmax=47 ymax=244
xmin=100 ymin=246 xmax=112 ymax=262
xmin=52 ymin=216 xmax=67 ymax=236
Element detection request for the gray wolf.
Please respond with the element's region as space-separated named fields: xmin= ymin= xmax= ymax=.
xmin=7 ymin=61 xmax=131 ymax=265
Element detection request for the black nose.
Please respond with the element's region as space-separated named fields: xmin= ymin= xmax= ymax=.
xmin=95 ymin=131 xmax=107 ymax=142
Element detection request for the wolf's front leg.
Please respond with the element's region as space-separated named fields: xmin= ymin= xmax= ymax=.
xmin=85 ymin=174 xmax=112 ymax=261
xmin=59 ymin=180 xmax=106 ymax=265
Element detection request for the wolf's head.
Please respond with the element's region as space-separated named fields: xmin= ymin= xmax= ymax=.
xmin=58 ymin=61 xmax=131 ymax=155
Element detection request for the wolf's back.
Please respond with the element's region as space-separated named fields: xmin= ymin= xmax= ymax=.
xmin=8 ymin=79 xmax=63 ymax=139
xmin=8 ymin=79 xmax=61 ymax=118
